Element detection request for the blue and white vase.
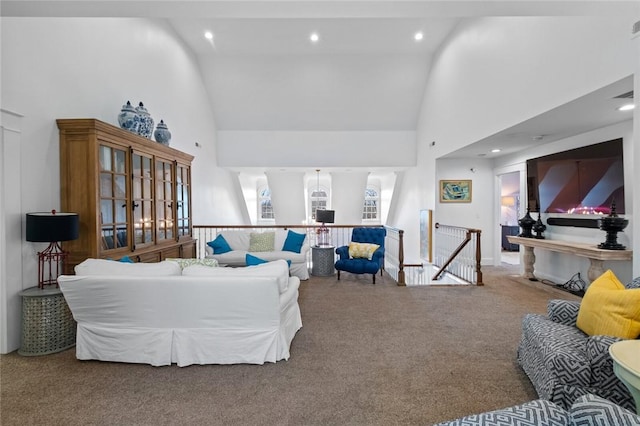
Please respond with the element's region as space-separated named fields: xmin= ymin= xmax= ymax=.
xmin=135 ymin=102 xmax=154 ymax=139
xmin=117 ymin=101 xmax=139 ymax=134
xmin=154 ymin=120 xmax=172 ymax=146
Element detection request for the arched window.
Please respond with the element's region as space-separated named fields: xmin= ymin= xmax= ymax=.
xmin=310 ymin=187 xmax=328 ymax=221
xmin=362 ymin=187 xmax=379 ymax=220
xmin=258 ymin=187 xmax=274 ymax=220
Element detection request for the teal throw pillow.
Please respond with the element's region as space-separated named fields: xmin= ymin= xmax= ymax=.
xmin=207 ymin=234 xmax=232 ymax=254
xmin=245 ymin=254 xmax=291 ymax=268
xmin=246 ymin=253 xmax=268 ymax=266
xmin=119 ymin=256 xmax=134 ymax=263
xmin=282 ymin=230 xmax=306 ymax=253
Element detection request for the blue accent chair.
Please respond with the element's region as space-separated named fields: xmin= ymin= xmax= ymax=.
xmin=335 ymin=227 xmax=386 ymax=284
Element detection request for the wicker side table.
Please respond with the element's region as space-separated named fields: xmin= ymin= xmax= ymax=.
xmin=18 ymin=287 xmax=76 ymax=356
xmin=311 ymin=245 xmax=336 ymax=276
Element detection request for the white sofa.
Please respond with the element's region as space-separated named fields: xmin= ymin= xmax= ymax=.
xmin=58 ymin=258 xmax=302 ymax=367
xmin=204 ymin=229 xmax=310 ymax=280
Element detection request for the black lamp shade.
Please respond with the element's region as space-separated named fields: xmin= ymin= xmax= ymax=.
xmin=316 ymin=209 xmax=335 ymax=224
xmin=26 ymin=212 xmax=79 ymax=242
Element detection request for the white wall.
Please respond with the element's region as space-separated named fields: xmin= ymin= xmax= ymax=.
xmin=494 ymin=121 xmax=634 ymax=284
xmin=436 ymin=158 xmax=495 ymax=264
xmin=330 ymin=172 xmax=369 ymax=224
xmin=394 ymin=16 xmax=637 ymax=268
xmin=217 ymin=131 xmax=416 ymax=168
xmin=266 ymin=171 xmax=306 ymax=225
xmin=0 ymin=110 xmax=24 ymax=353
xmin=0 ymin=17 xmax=246 ymax=352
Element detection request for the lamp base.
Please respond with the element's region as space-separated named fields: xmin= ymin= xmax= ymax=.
xmin=37 ymin=242 xmax=68 ymax=289
xmin=316 ymin=225 xmax=331 ymax=246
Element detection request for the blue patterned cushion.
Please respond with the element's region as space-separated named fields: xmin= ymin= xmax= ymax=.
xmin=548 ymin=300 xmax=581 ymax=327
xmin=627 ymin=277 xmax=640 ymax=289
xmin=434 ymin=399 xmax=569 ymax=426
xmin=569 ymin=394 xmax=640 ymax=425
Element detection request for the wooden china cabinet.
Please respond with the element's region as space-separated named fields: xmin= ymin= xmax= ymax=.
xmin=58 ymin=118 xmax=195 ymax=273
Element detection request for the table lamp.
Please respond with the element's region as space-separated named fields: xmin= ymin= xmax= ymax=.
xmin=315 ymin=209 xmax=335 ymax=246
xmin=26 ymin=210 xmax=79 ymax=288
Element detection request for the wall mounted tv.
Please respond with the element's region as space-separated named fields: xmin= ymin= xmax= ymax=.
xmin=526 ymin=138 xmax=624 ymax=215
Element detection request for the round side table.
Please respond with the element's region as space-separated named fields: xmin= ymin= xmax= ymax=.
xmin=609 ymin=340 xmax=640 ymax=413
xmin=311 ymin=245 xmax=335 ymax=276
xmin=18 ymin=287 xmax=76 ymax=356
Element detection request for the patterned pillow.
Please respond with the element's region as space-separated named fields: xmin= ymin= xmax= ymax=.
xmin=249 ymin=232 xmax=275 ymax=252
xmin=627 ymin=276 xmax=640 ymax=289
xmin=166 ymin=258 xmax=218 ymax=270
xmin=569 ymin=393 xmax=640 ymax=425
xmin=348 ymin=242 xmax=380 ymax=260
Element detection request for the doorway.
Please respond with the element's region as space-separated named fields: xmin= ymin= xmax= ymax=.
xmin=499 ymin=171 xmax=520 ymax=265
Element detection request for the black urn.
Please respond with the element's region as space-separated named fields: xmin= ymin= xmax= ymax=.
xmin=518 ymin=207 xmax=536 ymax=238
xmin=533 ymin=211 xmax=546 ymax=239
xmin=597 ymin=201 xmax=628 ymax=250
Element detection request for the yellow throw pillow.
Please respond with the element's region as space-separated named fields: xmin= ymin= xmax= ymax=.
xmin=576 ymin=270 xmax=640 ymax=339
xmin=348 ymin=242 xmax=380 ymax=260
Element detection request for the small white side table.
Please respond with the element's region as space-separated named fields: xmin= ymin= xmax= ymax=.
xmin=19 ymin=286 xmax=76 ymax=356
xmin=609 ymin=340 xmax=640 ymax=413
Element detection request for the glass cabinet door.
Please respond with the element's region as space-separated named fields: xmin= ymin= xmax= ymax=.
xmin=176 ymin=163 xmax=191 ymax=238
xmin=131 ymin=151 xmax=155 ymax=249
xmin=155 ymin=159 xmax=174 ymax=242
xmin=99 ymin=144 xmax=129 ymax=251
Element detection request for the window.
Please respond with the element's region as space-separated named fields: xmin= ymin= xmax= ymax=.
xmin=310 ymin=188 xmax=328 ymax=220
xmin=362 ymin=187 xmax=379 ymax=220
xmin=259 ymin=187 xmax=274 ymax=220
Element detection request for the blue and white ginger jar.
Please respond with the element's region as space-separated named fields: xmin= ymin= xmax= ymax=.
xmin=135 ymin=102 xmax=154 ymax=139
xmin=154 ymin=120 xmax=172 ymax=146
xmin=117 ymin=101 xmax=139 ymax=134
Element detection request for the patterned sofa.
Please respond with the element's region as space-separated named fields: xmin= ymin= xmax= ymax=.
xmin=434 ymin=393 xmax=640 ymax=426
xmin=517 ymin=278 xmax=640 ymax=412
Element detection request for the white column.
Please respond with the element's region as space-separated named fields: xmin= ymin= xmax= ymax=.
xmin=266 ymin=171 xmax=306 ymax=225
xmin=330 ymin=172 xmax=368 ymax=225
xmin=632 ymin=21 xmax=640 ymax=277
xmin=1 ymin=109 xmax=24 ymax=353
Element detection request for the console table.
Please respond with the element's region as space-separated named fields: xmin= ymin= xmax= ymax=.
xmin=506 ymin=236 xmax=632 ymax=283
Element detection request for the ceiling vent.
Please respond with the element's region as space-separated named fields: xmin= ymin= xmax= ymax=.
xmin=614 ymin=91 xmax=634 ymax=99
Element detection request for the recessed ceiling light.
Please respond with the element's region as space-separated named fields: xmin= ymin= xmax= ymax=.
xmin=491 ymin=149 xmax=501 ymax=153
xmin=310 ymin=32 xmax=320 ymax=43
xmin=414 ymin=32 xmax=424 ymax=41
xmin=204 ymin=31 xmax=214 ymax=40
xmin=618 ymin=104 xmax=635 ymax=111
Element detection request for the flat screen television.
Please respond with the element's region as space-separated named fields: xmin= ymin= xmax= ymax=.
xmin=526 ymin=138 xmax=624 ymax=214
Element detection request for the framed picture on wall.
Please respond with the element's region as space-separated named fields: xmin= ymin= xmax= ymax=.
xmin=439 ymin=180 xmax=472 ymax=203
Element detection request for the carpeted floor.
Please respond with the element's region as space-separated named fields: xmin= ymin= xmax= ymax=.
xmin=0 ymin=265 xmax=580 ymax=425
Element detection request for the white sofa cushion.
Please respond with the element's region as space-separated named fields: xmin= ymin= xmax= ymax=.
xmin=75 ymin=258 xmax=182 ymax=276
xmin=219 ymin=230 xmax=251 ymax=251
xmin=183 ymin=259 xmax=290 ymax=293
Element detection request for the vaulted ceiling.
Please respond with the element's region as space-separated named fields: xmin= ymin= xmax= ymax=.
xmin=3 ymin=1 xmax=637 ymax=155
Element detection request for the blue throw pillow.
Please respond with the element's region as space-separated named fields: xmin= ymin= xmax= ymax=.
xmin=246 ymin=254 xmax=291 ymax=268
xmin=282 ymin=230 xmax=306 ymax=253
xmin=207 ymin=234 xmax=232 ymax=254
xmin=119 ymin=256 xmax=134 ymax=263
xmin=246 ymin=253 xmax=268 ymax=266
